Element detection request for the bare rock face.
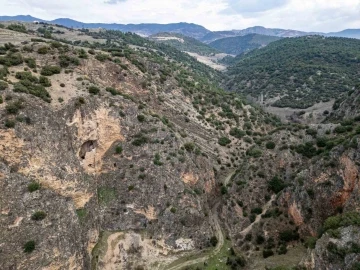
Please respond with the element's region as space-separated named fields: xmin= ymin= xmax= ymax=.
xmin=302 ymin=226 xmax=360 ymax=270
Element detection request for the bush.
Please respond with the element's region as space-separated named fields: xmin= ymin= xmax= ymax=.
xmin=0 ymin=80 xmax=8 ymax=90
xmin=0 ymin=96 xmax=3 ymax=104
xmin=256 ymin=235 xmax=265 ymax=244
xmin=6 ymin=100 xmax=23 ymax=114
xmin=14 ymin=81 xmax=51 ymax=103
xmin=23 ymin=241 xmax=35 ymax=253
xmin=210 ymin=236 xmax=218 ymax=247
xmin=88 ymin=86 xmax=100 ymax=95
xmin=39 ymin=76 xmax=51 ymax=87
xmin=323 ymin=212 xmax=360 ymax=231
xmin=170 ymin=207 xmax=176 ymax=213
xmin=24 ymin=58 xmax=36 ymax=69
xmin=265 ymin=141 xmax=276 ymax=149
xmin=305 ymin=237 xmax=317 ymax=249
xmin=15 ymin=71 xmax=38 ymax=82
xmin=60 ymin=83 xmax=65 ymax=87
xmin=106 ymin=87 xmax=118 ymax=95
xmin=41 ymin=65 xmax=61 ymax=76
xmin=262 ymin=249 xmax=274 ymax=258
xmin=230 ymin=127 xmax=246 ymax=139
xmin=218 ymin=137 xmax=231 ymax=146
xmin=296 ymin=142 xmax=317 ymax=158
xmin=246 ymin=146 xmax=262 ymax=158
xmin=221 ymin=186 xmax=228 ymax=195
xmin=279 ymin=230 xmax=299 ymax=243
xmin=268 ymin=176 xmax=286 ymax=193
xmin=137 ymin=114 xmax=146 ymax=122
xmin=59 ymin=55 xmax=80 ymax=67
xmin=132 ymin=135 xmax=149 ymax=146
xmin=115 ymin=145 xmax=123 ymax=154
xmin=37 ymin=46 xmax=49 ymax=54
xmin=31 ymin=211 xmax=47 ymax=221
xmin=7 ymin=24 xmax=27 ymax=33
xmin=0 ymin=52 xmax=23 ymax=66
xmin=95 ymin=53 xmax=109 ymax=62
xmin=153 ymin=153 xmax=163 ymax=166
xmin=4 ymin=118 xmax=15 ymax=128
xmin=28 ymin=182 xmax=40 ymax=192
xmin=183 ymin=142 xmax=195 ymax=152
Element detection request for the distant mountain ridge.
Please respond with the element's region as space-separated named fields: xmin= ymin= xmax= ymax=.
xmin=0 ymin=15 xmax=359 ymax=40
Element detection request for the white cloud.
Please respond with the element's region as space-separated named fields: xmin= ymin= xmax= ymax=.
xmin=0 ymin=0 xmax=358 ymax=32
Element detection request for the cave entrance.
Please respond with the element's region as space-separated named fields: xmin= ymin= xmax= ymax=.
xmin=79 ymin=140 xmax=97 ymax=159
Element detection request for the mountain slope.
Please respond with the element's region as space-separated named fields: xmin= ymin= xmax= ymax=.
xmin=209 ymin=33 xmax=282 ymax=55
xmin=226 ymin=36 xmax=360 ymax=108
xmin=149 ymin=32 xmax=220 ymax=55
xmin=326 ymin=29 xmax=360 ymax=39
xmin=0 ymin=15 xmax=210 ymax=39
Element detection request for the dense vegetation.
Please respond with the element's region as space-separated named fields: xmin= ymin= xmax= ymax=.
xmin=226 ymin=36 xmax=360 ymax=108
xmin=209 ymin=34 xmax=281 ymax=55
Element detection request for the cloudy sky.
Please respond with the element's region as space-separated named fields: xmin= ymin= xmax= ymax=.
xmin=1 ymin=0 xmax=359 ymax=32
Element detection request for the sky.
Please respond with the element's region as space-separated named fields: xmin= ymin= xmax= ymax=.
xmin=0 ymin=0 xmax=359 ymax=32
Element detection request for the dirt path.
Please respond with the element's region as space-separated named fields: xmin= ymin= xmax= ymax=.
xmin=240 ymin=194 xmax=276 ymax=236
xmin=163 ymin=171 xmax=236 ymax=270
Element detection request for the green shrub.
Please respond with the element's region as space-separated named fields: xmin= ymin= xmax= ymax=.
xmin=221 ymin=186 xmax=228 ymax=195
xmin=218 ymin=137 xmax=231 ymax=146
xmin=41 ymin=65 xmax=61 ymax=76
xmin=28 ymin=182 xmax=40 ymax=192
xmin=183 ymin=142 xmax=195 ymax=152
xmin=39 ymin=76 xmax=51 ymax=87
xmin=15 ymin=71 xmax=38 ymax=82
xmin=137 ymin=114 xmax=146 ymax=122
xmin=323 ymin=212 xmax=360 ymax=231
xmin=6 ymin=100 xmax=23 ymax=114
xmin=59 ymin=55 xmax=80 ymax=67
xmin=14 ymin=81 xmax=51 ymax=103
xmin=251 ymin=207 xmax=263 ymax=215
xmin=115 ymin=145 xmax=123 ymax=154
xmin=132 ymin=134 xmax=148 ymax=146
xmin=0 ymin=96 xmax=3 ymax=104
xmin=268 ymin=176 xmax=286 ymax=193
xmin=262 ymin=249 xmax=274 ymax=258
xmin=7 ymin=24 xmax=27 ymax=33
xmin=95 ymin=53 xmax=109 ymax=62
xmin=0 ymin=52 xmax=23 ymax=66
xmin=305 ymin=237 xmax=317 ymax=249
xmin=106 ymin=87 xmax=118 ymax=95
xmin=296 ymin=142 xmax=317 ymax=158
xmin=88 ymin=86 xmax=100 ymax=95
xmin=170 ymin=207 xmax=177 ymax=213
xmin=256 ymin=234 xmax=265 ymax=244
xmin=230 ymin=127 xmax=246 ymax=139
xmin=37 ymin=46 xmax=49 ymax=54
xmin=4 ymin=119 xmax=15 ymax=128
xmin=0 ymin=80 xmax=8 ymax=90
xmin=153 ymin=153 xmax=163 ymax=166
xmin=24 ymin=58 xmax=36 ymax=69
xmin=246 ymin=146 xmax=262 ymax=158
xmin=266 ymin=141 xmax=276 ymax=149
xmin=23 ymin=241 xmax=35 ymax=253
xmin=31 ymin=211 xmax=47 ymax=221
xmin=210 ymin=236 xmax=218 ymax=247
xmin=279 ymin=230 xmax=299 ymax=243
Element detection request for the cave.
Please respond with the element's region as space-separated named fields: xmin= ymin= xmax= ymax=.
xmin=79 ymin=140 xmax=97 ymax=159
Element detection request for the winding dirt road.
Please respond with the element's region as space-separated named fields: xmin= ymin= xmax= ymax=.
xmin=163 ymin=171 xmax=275 ymax=270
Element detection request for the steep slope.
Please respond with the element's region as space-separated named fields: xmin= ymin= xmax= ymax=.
xmin=0 ymin=23 xmax=276 ymax=270
xmin=209 ymin=34 xmax=282 ymax=55
xmin=1 ymin=21 xmax=360 ymax=270
xmin=226 ymin=36 xmax=360 ymax=109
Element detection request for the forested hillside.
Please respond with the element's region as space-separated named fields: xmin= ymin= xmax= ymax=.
xmin=209 ymin=33 xmax=281 ymax=55
xmin=226 ymin=36 xmax=360 ymax=108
